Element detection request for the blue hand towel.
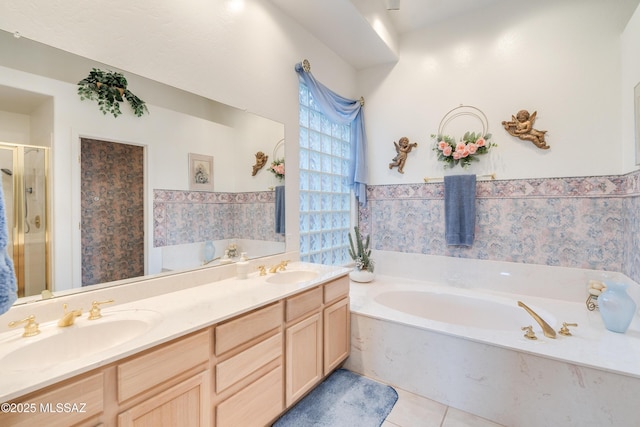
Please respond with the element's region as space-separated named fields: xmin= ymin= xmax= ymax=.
xmin=0 ymin=182 xmax=17 ymax=315
xmin=275 ymin=185 xmax=285 ymax=235
xmin=444 ymin=174 xmax=476 ymax=247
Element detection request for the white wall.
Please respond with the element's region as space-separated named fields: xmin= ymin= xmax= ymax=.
xmin=0 ymin=0 xmax=359 ymax=290
xmin=621 ymin=3 xmax=640 ymax=172
xmin=358 ymin=0 xmax=636 ymax=185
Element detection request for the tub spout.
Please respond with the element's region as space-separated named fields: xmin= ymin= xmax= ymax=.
xmin=517 ymin=301 xmax=556 ymax=339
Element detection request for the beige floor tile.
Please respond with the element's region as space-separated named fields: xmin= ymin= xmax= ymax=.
xmin=384 ymin=387 xmax=447 ymax=427
xmin=441 ymin=407 xmax=505 ymax=427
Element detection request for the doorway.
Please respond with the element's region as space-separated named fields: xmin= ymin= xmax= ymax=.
xmin=0 ymin=143 xmax=49 ymax=297
xmin=80 ymin=138 xmax=144 ymax=286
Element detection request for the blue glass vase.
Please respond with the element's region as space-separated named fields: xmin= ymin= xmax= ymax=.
xmin=203 ymin=241 xmax=215 ymax=263
xmin=599 ymin=282 xmax=637 ymax=333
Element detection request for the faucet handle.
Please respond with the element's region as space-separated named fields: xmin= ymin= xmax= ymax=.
xmin=521 ymin=325 xmax=537 ymax=340
xmin=257 ymin=265 xmax=267 ymax=276
xmin=88 ymin=299 xmax=115 ymax=320
xmin=8 ymin=315 xmax=40 ymax=337
xmin=559 ymin=322 xmax=578 ymax=336
xmin=280 ymin=260 xmax=291 ymax=271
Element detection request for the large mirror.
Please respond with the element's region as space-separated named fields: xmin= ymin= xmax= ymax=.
xmin=0 ymin=30 xmax=286 ymax=303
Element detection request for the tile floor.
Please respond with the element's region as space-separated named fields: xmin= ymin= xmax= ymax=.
xmin=383 ymin=386 xmax=506 ymax=427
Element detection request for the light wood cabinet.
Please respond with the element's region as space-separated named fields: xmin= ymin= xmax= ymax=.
xmin=117 ymin=330 xmax=210 ymax=403
xmin=324 ymin=296 xmax=350 ymax=374
xmin=0 ymin=372 xmax=104 ymax=427
xmin=216 ymin=366 xmax=283 ymax=427
xmin=284 ymin=287 xmax=323 ymax=406
xmin=285 ymin=312 xmax=323 ymax=406
xmin=118 ymin=371 xmax=210 ymax=427
xmin=214 ymin=302 xmax=284 ymax=427
xmin=2 ymin=273 xmax=350 ymax=427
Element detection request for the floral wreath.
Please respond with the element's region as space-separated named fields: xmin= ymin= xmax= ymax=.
xmin=432 ymin=105 xmax=497 ymax=168
xmin=432 ymin=131 xmax=496 ymax=168
xmin=269 ymin=158 xmax=285 ymax=181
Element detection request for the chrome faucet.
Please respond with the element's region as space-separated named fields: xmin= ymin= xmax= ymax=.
xmin=518 ymin=301 xmax=556 ymax=339
xmin=58 ymin=304 xmax=82 ymax=327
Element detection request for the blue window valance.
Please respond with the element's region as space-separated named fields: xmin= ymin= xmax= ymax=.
xmin=295 ymin=62 xmax=369 ymax=205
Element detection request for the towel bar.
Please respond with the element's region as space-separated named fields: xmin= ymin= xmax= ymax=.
xmin=423 ymin=173 xmax=496 ymax=183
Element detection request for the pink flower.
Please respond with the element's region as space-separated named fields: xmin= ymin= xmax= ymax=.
xmin=467 ymin=143 xmax=478 ymax=154
xmin=438 ymin=141 xmax=447 ymax=150
xmin=442 ymin=146 xmax=452 ymax=156
xmin=273 ymin=164 xmax=285 ymax=175
xmin=456 ymin=142 xmax=467 ymax=152
xmin=476 ymin=138 xmax=485 ymax=147
xmin=461 ymin=149 xmax=470 ymax=157
xmin=452 ymin=151 xmax=461 ymax=160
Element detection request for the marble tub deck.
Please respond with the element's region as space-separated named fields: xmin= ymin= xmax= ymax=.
xmin=344 ymin=255 xmax=640 ymax=427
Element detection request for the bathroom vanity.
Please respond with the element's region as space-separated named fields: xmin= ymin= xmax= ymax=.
xmin=0 ymin=262 xmax=350 ymax=426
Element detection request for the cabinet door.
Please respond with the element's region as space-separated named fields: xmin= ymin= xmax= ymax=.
xmin=118 ymin=371 xmax=210 ymax=427
xmin=324 ymin=297 xmax=350 ymax=374
xmin=285 ymin=312 xmax=323 ymax=406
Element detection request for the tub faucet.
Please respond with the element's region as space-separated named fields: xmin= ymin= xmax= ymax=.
xmin=517 ymin=301 xmax=556 ymax=339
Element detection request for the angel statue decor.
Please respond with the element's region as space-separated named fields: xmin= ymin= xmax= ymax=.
xmin=502 ymin=109 xmax=549 ymax=149
xmin=388 ymin=136 xmax=418 ymax=174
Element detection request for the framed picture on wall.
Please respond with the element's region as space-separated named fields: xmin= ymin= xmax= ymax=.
xmin=635 ymin=82 xmax=640 ymax=165
xmin=189 ymin=153 xmax=214 ymax=191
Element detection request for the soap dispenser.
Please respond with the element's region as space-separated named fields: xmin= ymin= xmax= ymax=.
xmin=236 ymin=252 xmax=249 ymax=279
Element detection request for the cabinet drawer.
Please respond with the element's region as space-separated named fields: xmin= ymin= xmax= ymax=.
xmin=216 ymin=333 xmax=282 ymax=393
xmin=215 ymin=302 xmax=282 ymax=356
xmin=118 ymin=371 xmax=210 ymax=427
xmin=0 ymin=372 xmax=103 ymax=427
xmin=286 ymin=286 xmax=322 ymax=322
xmin=216 ymin=366 xmax=284 ymax=427
xmin=323 ymin=275 xmax=349 ymax=303
xmin=117 ymin=329 xmax=210 ymax=402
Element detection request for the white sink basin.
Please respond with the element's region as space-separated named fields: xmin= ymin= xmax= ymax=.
xmin=265 ymin=270 xmax=319 ymax=285
xmin=0 ymin=309 xmax=162 ymax=371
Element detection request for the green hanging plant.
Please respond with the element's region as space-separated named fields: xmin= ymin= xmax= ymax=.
xmin=77 ymin=68 xmax=149 ymax=118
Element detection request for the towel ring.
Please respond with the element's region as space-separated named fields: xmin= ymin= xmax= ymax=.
xmin=437 ymin=105 xmax=489 ymax=138
xmin=272 ymin=138 xmax=285 ymax=160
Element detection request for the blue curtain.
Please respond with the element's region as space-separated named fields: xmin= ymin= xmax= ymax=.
xmin=295 ymin=63 xmax=368 ymax=205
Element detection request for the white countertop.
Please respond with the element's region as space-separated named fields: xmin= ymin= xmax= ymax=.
xmin=0 ymin=262 xmax=349 ymax=402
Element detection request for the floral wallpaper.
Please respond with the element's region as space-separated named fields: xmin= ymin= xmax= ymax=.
xmin=153 ymin=189 xmax=285 ymax=247
xmin=359 ymin=171 xmax=640 ymax=282
xmin=80 ymin=138 xmax=144 ymax=286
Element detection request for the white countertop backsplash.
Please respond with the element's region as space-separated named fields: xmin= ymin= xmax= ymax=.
xmin=0 ymin=253 xmax=348 ymax=402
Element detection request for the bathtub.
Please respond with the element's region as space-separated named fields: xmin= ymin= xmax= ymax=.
xmin=344 ymin=251 xmax=640 ymax=427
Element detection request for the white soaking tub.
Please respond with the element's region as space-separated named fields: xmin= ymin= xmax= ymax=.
xmin=344 ymin=251 xmax=640 ymax=427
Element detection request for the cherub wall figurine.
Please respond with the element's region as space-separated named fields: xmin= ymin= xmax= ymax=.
xmin=252 ymin=151 xmax=268 ymax=176
xmin=389 ymin=137 xmax=418 ymax=174
xmin=502 ymin=110 xmax=549 ymax=149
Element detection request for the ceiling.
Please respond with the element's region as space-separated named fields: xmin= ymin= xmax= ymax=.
xmin=269 ymin=0 xmax=639 ymax=70
xmin=0 ymin=85 xmax=51 ymax=115
xmin=269 ymin=0 xmax=503 ymax=69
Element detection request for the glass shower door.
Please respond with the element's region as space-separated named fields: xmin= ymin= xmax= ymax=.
xmin=0 ymin=143 xmax=49 ymax=297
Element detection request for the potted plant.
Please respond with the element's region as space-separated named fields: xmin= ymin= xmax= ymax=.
xmin=77 ymin=68 xmax=149 ymax=118
xmin=348 ymin=226 xmax=375 ymax=282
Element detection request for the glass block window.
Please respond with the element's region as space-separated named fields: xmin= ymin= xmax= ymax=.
xmin=299 ymin=82 xmax=353 ymax=266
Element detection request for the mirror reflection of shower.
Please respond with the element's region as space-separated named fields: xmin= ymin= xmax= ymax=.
xmin=0 ymin=143 xmax=49 ymax=297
